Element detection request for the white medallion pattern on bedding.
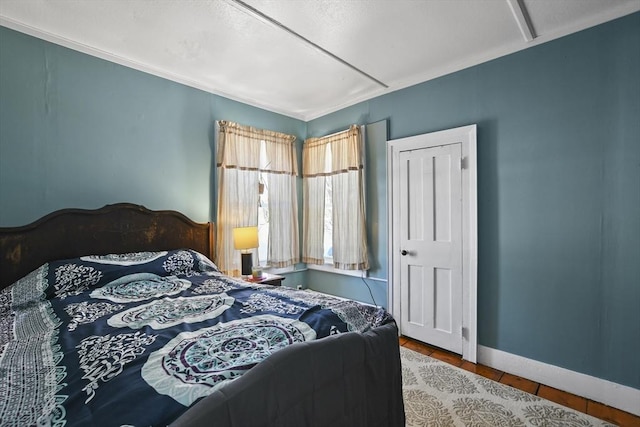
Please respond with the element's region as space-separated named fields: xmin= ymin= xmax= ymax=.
xmin=107 ymin=294 xmax=235 ymax=330
xmin=267 ymin=287 xmax=385 ymax=333
xmin=54 ymin=263 xmax=103 ymax=299
xmin=192 ymin=277 xmax=241 ymax=294
xmin=240 ymin=293 xmax=306 ymax=315
xmin=81 ymin=251 xmax=168 ymax=265
xmin=77 ymin=331 xmax=158 ymax=403
xmin=64 ymin=301 xmax=125 ymax=331
xmin=89 ymin=274 xmax=192 ymax=302
xmin=141 ymin=314 xmax=316 ymax=406
xmin=0 ymin=249 xmax=393 ymax=427
xmin=0 ymin=265 xmax=67 ymax=427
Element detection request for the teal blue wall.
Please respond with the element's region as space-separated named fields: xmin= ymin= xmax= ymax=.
xmin=0 ymin=26 xmax=304 ymax=227
xmin=307 ymin=13 xmax=640 ymax=389
xmin=1 ymin=12 xmax=638 ymax=391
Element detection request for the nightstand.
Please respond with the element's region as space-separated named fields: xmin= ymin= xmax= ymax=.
xmin=245 ymin=272 xmax=285 ymax=286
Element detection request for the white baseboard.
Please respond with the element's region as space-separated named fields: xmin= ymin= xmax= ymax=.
xmin=478 ymin=345 xmax=640 ymax=417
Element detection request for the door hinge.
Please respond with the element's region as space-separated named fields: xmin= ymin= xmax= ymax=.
xmin=460 ymin=157 xmax=466 ymax=170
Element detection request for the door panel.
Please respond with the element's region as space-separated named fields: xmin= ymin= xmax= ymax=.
xmin=408 ymin=265 xmax=425 ymax=325
xmin=406 ymin=155 xmax=427 ymax=241
xmin=399 ymin=143 xmax=462 ymax=353
xmin=434 ymin=267 xmax=452 ymax=332
xmin=434 ymin=154 xmax=452 ymax=242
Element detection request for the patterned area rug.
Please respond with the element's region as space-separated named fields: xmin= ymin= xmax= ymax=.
xmin=401 ymin=347 xmax=616 ymax=426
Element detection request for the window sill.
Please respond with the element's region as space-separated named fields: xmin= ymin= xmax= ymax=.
xmin=307 ymin=263 xmax=368 ymax=278
xmin=262 ymin=265 xmax=295 ymax=275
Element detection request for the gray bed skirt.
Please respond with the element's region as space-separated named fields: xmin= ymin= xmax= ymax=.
xmin=171 ymin=322 xmax=405 ymax=427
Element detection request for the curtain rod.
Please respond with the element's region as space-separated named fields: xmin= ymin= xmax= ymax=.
xmin=306 ymin=124 xmax=365 ymax=141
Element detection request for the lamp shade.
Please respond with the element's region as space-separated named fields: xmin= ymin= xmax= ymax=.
xmin=233 ymin=226 xmax=259 ymax=250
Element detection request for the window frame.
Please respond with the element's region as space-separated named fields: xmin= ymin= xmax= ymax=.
xmin=305 ymin=124 xmax=368 ymax=277
xmin=256 ymin=139 xmax=297 ymax=274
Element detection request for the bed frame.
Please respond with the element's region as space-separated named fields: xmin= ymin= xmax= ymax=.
xmin=0 ymin=203 xmax=213 ymax=290
xmin=0 ymin=203 xmax=404 ymax=426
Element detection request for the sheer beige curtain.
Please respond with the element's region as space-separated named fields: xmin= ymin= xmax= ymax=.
xmin=302 ymin=125 xmax=369 ymax=270
xmin=216 ymin=121 xmax=298 ymax=275
xmin=263 ymin=134 xmax=299 ymax=268
xmin=216 ymin=121 xmax=260 ymax=275
xmin=302 ymin=138 xmax=328 ymax=264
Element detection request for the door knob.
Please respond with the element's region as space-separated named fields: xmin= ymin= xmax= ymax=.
xmin=401 ymin=250 xmax=408 ymax=256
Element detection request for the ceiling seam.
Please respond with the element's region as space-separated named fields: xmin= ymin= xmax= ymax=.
xmin=228 ymin=0 xmax=389 ymax=89
xmin=506 ymin=0 xmax=537 ymax=42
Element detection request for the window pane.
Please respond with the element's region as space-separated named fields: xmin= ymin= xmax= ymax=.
xmin=324 ymin=175 xmax=333 ymax=261
xmin=323 ymin=146 xmax=333 ymax=263
xmin=257 ymin=141 xmax=268 ymax=266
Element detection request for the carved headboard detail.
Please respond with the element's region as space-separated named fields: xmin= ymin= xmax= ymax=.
xmin=0 ymin=203 xmax=214 ymax=290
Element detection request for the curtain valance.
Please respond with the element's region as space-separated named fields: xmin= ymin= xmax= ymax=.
xmin=217 ymin=120 xmax=298 ymax=175
xmin=303 ymin=125 xmax=362 ymax=177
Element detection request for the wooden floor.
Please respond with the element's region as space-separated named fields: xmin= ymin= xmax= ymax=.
xmin=399 ymin=336 xmax=640 ymax=427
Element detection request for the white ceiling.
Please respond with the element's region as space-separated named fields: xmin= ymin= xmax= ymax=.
xmin=1 ymin=0 xmax=638 ymax=121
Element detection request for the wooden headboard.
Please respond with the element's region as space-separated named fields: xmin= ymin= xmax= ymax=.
xmin=0 ymin=203 xmax=214 ymax=290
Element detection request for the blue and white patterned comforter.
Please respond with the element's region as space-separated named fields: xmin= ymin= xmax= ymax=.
xmin=0 ymin=249 xmax=391 ymax=426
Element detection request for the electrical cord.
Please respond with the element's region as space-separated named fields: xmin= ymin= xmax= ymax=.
xmin=360 ymin=274 xmax=379 ymax=307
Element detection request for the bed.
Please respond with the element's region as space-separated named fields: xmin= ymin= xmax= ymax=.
xmin=0 ymin=203 xmax=404 ymax=427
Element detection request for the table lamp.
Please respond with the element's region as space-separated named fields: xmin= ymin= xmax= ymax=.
xmin=233 ymin=226 xmax=258 ymax=276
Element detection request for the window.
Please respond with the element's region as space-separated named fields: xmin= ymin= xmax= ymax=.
xmin=323 ymin=171 xmax=333 ymax=263
xmin=216 ymin=121 xmax=298 ymax=276
xmin=257 ymin=170 xmax=269 ymax=266
xmin=257 ymin=141 xmax=269 ymax=265
xmin=302 ymin=125 xmax=369 ymax=275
